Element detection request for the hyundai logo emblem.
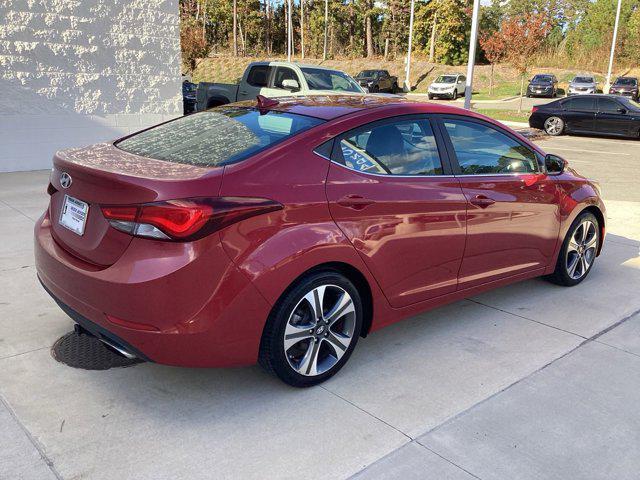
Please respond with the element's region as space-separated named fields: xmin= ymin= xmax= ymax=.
xmin=60 ymin=172 xmax=72 ymax=189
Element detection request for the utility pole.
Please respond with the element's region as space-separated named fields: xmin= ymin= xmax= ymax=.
xmin=301 ymin=0 xmax=305 ymax=59
xmin=287 ymin=0 xmax=292 ymax=61
xmin=463 ymin=0 xmax=481 ymax=109
xmin=404 ymin=0 xmax=415 ymax=92
xmin=323 ymin=0 xmax=329 ymax=61
xmin=605 ymin=0 xmax=623 ymax=92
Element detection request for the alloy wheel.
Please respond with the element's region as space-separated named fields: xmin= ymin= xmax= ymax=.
xmin=566 ymin=220 xmax=598 ymax=280
xmin=283 ymin=285 xmax=356 ymax=377
xmin=544 ymin=117 xmax=563 ymax=135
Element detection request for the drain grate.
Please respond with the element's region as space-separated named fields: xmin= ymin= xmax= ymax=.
xmin=52 ymin=331 xmax=142 ymax=370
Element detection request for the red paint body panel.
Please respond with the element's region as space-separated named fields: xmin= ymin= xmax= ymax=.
xmin=34 ymin=96 xmax=606 ymax=367
xmin=326 ymin=164 xmax=467 ymax=307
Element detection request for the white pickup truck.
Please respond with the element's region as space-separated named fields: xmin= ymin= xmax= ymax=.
xmin=195 ymin=61 xmax=365 ymax=110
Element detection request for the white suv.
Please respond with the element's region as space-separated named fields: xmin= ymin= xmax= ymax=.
xmin=428 ymin=74 xmax=466 ymax=100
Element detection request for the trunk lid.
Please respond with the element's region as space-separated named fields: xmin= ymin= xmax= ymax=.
xmin=49 ymin=143 xmax=223 ymax=266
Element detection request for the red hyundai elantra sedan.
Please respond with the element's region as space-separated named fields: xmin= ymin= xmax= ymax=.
xmin=35 ymin=95 xmax=605 ymax=386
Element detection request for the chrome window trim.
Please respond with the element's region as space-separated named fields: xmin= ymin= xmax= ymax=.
xmin=322 ymin=157 xmax=534 ymax=179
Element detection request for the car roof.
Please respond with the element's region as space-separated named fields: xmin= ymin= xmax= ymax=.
xmin=232 ymin=94 xmax=486 ymax=121
xmin=248 ymin=61 xmax=339 ymax=72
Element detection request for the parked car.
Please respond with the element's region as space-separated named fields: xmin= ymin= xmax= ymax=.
xmin=182 ymin=80 xmax=197 ymax=114
xmin=427 ymin=74 xmax=466 ymax=100
xmin=567 ymin=75 xmax=597 ymax=96
xmin=529 ymin=94 xmax=640 ymax=137
xmin=526 ymin=74 xmax=558 ymax=98
xmin=196 ymin=61 xmax=364 ymax=110
xmin=354 ymin=70 xmax=399 ymax=93
xmin=609 ymin=77 xmax=639 ymax=101
xmin=36 ymin=95 xmax=605 ymax=387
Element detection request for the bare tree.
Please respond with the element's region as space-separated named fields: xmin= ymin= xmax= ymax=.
xmin=233 ymin=0 xmax=238 ymax=56
xmin=323 ymin=0 xmax=329 ymax=60
xmin=365 ymin=0 xmax=374 ymax=57
xmin=300 ymin=0 xmax=305 ymax=59
xmin=429 ymin=11 xmax=437 ymax=62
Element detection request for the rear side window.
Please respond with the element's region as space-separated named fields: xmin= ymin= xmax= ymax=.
xmin=563 ymin=97 xmax=596 ymax=111
xmin=246 ymin=65 xmax=271 ymax=87
xmin=444 ymin=119 xmax=539 ymax=174
xmin=116 ymin=108 xmax=324 ymax=167
xmin=336 ymin=119 xmax=443 ymax=176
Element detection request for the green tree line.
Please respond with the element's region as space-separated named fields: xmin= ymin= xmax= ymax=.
xmin=180 ymin=0 xmax=640 ymax=71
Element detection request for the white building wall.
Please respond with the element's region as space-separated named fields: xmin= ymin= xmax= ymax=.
xmin=0 ymin=0 xmax=182 ymax=172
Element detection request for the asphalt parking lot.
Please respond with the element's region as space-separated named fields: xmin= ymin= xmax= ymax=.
xmin=1 ymin=133 xmax=639 ymax=479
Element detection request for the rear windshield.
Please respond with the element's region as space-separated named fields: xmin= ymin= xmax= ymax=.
xmin=116 ymin=108 xmax=324 ymax=167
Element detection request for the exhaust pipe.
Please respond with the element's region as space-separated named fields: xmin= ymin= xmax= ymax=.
xmin=74 ymin=324 xmax=137 ymax=360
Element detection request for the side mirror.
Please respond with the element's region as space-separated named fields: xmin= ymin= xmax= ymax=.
xmin=281 ymin=78 xmax=300 ymax=91
xmin=545 ymin=154 xmax=566 ymax=175
xmin=617 ymin=107 xmax=627 ymax=114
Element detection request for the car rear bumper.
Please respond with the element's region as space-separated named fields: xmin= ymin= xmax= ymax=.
xmin=35 ymin=211 xmax=273 ymax=367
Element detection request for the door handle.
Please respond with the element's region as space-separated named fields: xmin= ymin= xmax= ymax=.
xmin=469 ymin=194 xmax=495 ymax=208
xmin=337 ymin=195 xmax=374 ymax=210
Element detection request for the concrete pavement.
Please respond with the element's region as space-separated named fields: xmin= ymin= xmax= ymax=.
xmin=1 ymin=134 xmax=639 ymax=479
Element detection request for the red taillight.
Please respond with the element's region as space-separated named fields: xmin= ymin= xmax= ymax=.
xmin=531 ymin=106 xmax=539 ymax=113
xmin=101 ymin=197 xmax=281 ymax=241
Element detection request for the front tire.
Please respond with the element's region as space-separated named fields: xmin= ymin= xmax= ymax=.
xmin=452 ymin=90 xmax=458 ymax=100
xmin=544 ymin=116 xmax=565 ymax=136
xmin=258 ymin=271 xmax=363 ymax=387
xmin=546 ymin=212 xmax=600 ymax=286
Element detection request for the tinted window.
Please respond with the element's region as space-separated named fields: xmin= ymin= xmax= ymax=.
xmin=116 ymin=108 xmax=323 ymax=167
xmin=444 ymin=119 xmax=539 ymax=174
xmin=246 ymin=65 xmax=271 ymax=87
xmin=300 ymin=68 xmax=362 ymax=93
xmin=436 ymin=76 xmax=457 ymax=83
xmin=563 ymin=97 xmax=596 ymax=112
xmin=532 ymin=75 xmax=553 ymax=83
xmin=598 ymin=98 xmax=622 ymax=113
xmin=574 ymin=77 xmax=594 ymax=83
xmin=615 ymin=78 xmax=638 ymax=86
xmin=337 ymin=119 xmax=443 ymax=176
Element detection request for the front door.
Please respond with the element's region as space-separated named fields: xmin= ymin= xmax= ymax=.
xmin=439 ymin=117 xmax=561 ymax=289
xmin=596 ymin=97 xmax=638 ymax=136
xmin=260 ymin=66 xmax=303 ymax=98
xmin=326 ymin=116 xmax=467 ymax=308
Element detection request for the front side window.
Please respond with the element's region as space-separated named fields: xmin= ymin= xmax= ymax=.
xmin=300 ymin=68 xmax=363 ymax=93
xmin=116 ymin=108 xmax=324 ymax=167
xmin=444 ymin=119 xmax=539 ymax=175
xmin=337 ymin=119 xmax=443 ymax=176
xmin=598 ymin=98 xmax=622 ymax=113
xmin=563 ymin=97 xmax=596 ymax=112
xmin=273 ymin=67 xmax=299 ymax=90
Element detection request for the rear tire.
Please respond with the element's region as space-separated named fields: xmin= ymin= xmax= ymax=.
xmin=544 ymin=116 xmax=565 ymax=136
xmin=546 ymin=212 xmax=600 ymax=286
xmin=258 ymin=271 xmax=363 ymax=387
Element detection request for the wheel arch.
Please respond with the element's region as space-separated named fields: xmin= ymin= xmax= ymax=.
xmin=581 ymin=205 xmax=606 ymax=255
xmin=268 ymin=261 xmax=375 ymax=338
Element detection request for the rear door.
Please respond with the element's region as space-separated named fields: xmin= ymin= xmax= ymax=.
xmin=326 ymin=115 xmax=467 ymax=307
xmin=437 ymin=116 xmax=560 ymax=289
xmin=561 ymin=97 xmax=596 ymax=132
xmin=595 ymin=97 xmax=638 ymax=136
